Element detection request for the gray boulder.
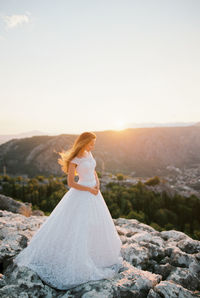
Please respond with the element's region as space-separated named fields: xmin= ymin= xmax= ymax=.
xmin=0 ymin=194 xmax=32 ymax=215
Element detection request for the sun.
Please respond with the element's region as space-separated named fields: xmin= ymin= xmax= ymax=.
xmin=114 ymin=120 xmax=127 ymax=131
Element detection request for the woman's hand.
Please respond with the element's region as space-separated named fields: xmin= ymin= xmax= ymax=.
xmin=88 ymin=187 xmax=99 ymax=195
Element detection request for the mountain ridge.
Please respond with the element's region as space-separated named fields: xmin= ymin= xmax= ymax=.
xmin=0 ymin=126 xmax=200 ymax=177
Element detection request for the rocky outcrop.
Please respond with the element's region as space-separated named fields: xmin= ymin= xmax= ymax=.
xmin=0 ymin=194 xmax=32 ymax=215
xmin=0 ymin=210 xmax=199 ymax=297
xmin=0 ymin=194 xmax=44 ymax=217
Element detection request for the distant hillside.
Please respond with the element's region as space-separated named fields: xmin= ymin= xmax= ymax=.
xmin=126 ymin=121 xmax=197 ymax=128
xmin=0 ymin=126 xmax=200 ymax=177
xmin=0 ymin=130 xmax=47 ymax=145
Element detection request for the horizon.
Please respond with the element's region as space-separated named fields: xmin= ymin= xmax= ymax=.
xmin=1 ymin=0 xmax=200 ymax=134
xmin=0 ymin=120 xmax=199 ymax=137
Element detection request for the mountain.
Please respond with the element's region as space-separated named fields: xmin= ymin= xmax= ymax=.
xmin=194 ymin=122 xmax=200 ymax=127
xmin=0 ymin=130 xmax=47 ymax=145
xmin=125 ymin=121 xmax=197 ymax=128
xmin=0 ymin=209 xmax=199 ymax=297
xmin=0 ymin=126 xmax=200 ymax=177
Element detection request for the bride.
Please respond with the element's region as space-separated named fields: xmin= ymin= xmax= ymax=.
xmin=13 ymin=131 xmax=123 ymax=290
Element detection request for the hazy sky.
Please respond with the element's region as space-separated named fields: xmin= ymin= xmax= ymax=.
xmin=0 ymin=0 xmax=200 ymax=135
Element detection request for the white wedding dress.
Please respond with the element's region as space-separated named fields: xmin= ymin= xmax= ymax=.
xmin=13 ymin=150 xmax=123 ymax=290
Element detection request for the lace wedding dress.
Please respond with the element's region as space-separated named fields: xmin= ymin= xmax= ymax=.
xmin=13 ymin=150 xmax=123 ymax=290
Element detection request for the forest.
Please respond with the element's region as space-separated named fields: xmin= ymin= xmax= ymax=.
xmin=0 ymin=174 xmax=200 ymax=240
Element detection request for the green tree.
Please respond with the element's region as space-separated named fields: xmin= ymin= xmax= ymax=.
xmin=116 ymin=173 xmax=124 ymax=181
xmin=145 ymin=176 xmax=160 ymax=186
xmin=126 ymin=210 xmax=145 ymax=222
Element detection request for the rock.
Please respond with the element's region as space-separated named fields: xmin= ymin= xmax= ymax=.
xmin=0 ymin=194 xmax=32 ymax=216
xmin=0 ymin=210 xmax=47 ymax=273
xmin=121 ymin=242 xmax=149 ymax=268
xmin=166 ymin=267 xmax=200 ymax=292
xmin=147 ymin=280 xmax=197 ymax=298
xmin=0 ymin=194 xmax=45 ymax=217
xmin=31 ymin=209 xmax=45 ymax=216
xmin=169 ymin=247 xmax=196 ymax=268
xmin=0 ymin=262 xmax=59 ymax=298
xmin=160 ymin=230 xmax=189 ymax=242
xmin=0 ymin=210 xmax=200 ymax=297
xmin=177 ymin=238 xmax=200 ymax=254
xmin=58 ymin=261 xmax=162 ymax=298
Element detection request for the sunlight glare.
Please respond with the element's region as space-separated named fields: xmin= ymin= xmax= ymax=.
xmin=114 ymin=120 xmax=127 ymax=131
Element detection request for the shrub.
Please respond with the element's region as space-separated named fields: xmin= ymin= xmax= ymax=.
xmin=145 ymin=176 xmax=161 ymax=186
xmin=116 ymin=173 xmax=124 ymax=181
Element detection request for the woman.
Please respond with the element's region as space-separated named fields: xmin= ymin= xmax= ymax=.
xmin=13 ymin=131 xmax=123 ymax=290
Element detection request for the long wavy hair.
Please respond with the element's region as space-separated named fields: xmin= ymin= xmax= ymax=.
xmin=57 ymin=131 xmax=96 ymax=175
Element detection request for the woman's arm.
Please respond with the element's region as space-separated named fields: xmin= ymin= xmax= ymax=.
xmin=68 ymin=162 xmax=91 ymax=191
xmin=94 ymin=170 xmax=100 ymax=189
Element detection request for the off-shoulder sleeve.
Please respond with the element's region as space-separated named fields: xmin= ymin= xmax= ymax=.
xmin=70 ymin=157 xmax=79 ymax=165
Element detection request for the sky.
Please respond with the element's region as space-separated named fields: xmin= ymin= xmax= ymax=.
xmin=0 ymin=0 xmax=200 ymax=135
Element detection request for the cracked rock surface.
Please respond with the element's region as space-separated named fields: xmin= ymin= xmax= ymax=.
xmin=0 ymin=210 xmax=200 ymax=297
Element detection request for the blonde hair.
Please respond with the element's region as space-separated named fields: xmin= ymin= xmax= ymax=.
xmin=57 ymin=131 xmax=96 ymax=175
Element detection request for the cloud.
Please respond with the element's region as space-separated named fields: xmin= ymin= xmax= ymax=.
xmin=2 ymin=14 xmax=30 ymax=29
